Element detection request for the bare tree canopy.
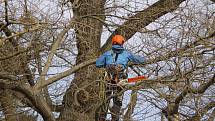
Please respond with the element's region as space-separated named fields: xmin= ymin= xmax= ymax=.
xmin=0 ymin=0 xmax=214 ymax=121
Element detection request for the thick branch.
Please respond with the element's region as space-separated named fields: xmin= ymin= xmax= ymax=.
xmin=101 ymin=0 xmax=186 ymax=52
xmin=208 ymin=109 xmax=215 ymax=121
xmin=190 ymin=74 xmax=215 ymax=94
xmin=185 ymin=101 xmax=215 ymax=121
xmin=38 ymin=27 xmax=70 ymax=81
xmin=1 ymin=25 xmax=41 ymax=42
xmin=0 ymin=80 xmax=55 ymax=121
xmin=36 ymin=19 xmax=76 ymax=88
xmin=0 ymin=22 xmax=17 ymax=46
xmin=14 ymin=91 xmax=63 ymax=112
xmin=4 ymin=0 xmax=9 ymax=24
xmin=172 ymin=74 xmax=215 ymax=115
xmin=34 ymin=58 xmax=96 ymax=91
xmin=0 ymin=90 xmax=16 ymax=121
xmin=0 ymin=72 xmax=17 ymax=81
xmin=123 ymin=91 xmax=137 ymax=121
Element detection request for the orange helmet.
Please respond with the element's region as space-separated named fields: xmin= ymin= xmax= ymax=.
xmin=112 ymin=35 xmax=125 ymax=45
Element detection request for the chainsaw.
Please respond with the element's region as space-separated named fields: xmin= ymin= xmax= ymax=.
xmin=117 ymin=75 xmax=147 ymax=86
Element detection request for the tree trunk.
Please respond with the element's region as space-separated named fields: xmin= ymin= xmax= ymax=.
xmin=57 ymin=0 xmax=105 ymax=121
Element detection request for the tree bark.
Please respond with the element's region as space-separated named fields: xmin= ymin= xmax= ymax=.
xmin=0 ymin=90 xmax=17 ymax=121
xmin=57 ymin=0 xmax=106 ymax=121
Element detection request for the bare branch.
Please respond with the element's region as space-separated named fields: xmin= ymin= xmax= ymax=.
xmin=0 ymin=25 xmax=41 ymax=44
xmin=36 ymin=20 xmax=75 ymax=87
xmin=101 ymin=0 xmax=186 ymax=53
xmin=0 ymin=80 xmax=55 ymax=121
xmin=4 ymin=0 xmax=9 ymax=24
xmin=190 ymin=74 xmax=215 ymax=94
xmin=168 ymin=74 xmax=215 ymax=117
xmin=0 ymin=22 xmax=18 ymax=46
xmin=123 ymin=91 xmax=137 ymax=121
xmin=185 ymin=101 xmax=215 ymax=121
xmin=34 ymin=58 xmax=96 ymax=91
xmin=208 ymin=109 xmax=215 ymax=121
xmin=0 ymin=46 xmax=31 ymax=61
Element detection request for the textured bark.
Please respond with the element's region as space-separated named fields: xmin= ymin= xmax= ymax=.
xmin=57 ymin=0 xmax=106 ymax=121
xmin=0 ymin=90 xmax=17 ymax=121
xmin=0 ymin=80 xmax=55 ymax=121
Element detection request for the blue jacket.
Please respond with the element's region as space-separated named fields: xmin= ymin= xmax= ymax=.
xmin=96 ymin=45 xmax=145 ymax=69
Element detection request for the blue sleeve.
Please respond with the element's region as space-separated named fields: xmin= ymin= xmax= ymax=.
xmin=96 ymin=53 xmax=106 ymax=68
xmin=128 ymin=52 xmax=145 ymax=64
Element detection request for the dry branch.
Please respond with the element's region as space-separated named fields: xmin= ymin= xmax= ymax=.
xmin=101 ymin=0 xmax=186 ymax=53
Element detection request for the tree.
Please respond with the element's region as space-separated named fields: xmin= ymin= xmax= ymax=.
xmin=0 ymin=0 xmax=214 ymax=121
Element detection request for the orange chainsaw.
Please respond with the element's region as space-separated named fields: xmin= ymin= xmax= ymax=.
xmin=117 ymin=75 xmax=147 ymax=86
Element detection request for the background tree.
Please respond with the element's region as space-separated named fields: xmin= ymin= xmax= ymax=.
xmin=0 ymin=0 xmax=214 ymax=121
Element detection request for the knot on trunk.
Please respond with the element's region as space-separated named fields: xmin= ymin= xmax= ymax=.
xmin=74 ymin=88 xmax=89 ymax=106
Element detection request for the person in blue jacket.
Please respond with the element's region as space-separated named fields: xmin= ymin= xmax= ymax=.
xmin=96 ymin=35 xmax=145 ymax=121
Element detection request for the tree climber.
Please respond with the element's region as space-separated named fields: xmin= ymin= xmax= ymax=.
xmin=96 ymin=35 xmax=145 ymax=121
